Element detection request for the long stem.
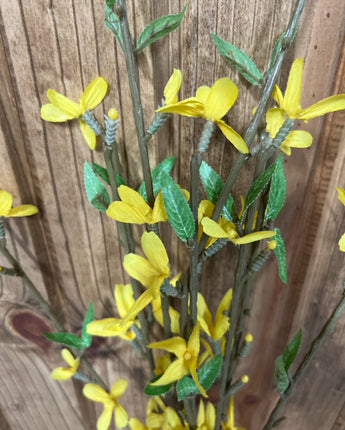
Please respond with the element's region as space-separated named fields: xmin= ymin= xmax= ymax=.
xmin=116 ymin=0 xmax=154 ymax=208
xmin=263 ymin=288 xmax=345 ymax=430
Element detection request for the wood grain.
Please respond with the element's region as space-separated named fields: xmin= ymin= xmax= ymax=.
xmin=0 ymin=1 xmax=345 ymax=429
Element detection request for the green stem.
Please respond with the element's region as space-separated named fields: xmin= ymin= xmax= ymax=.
xmin=262 ymin=288 xmax=345 ymax=430
xmin=117 ymin=0 xmax=154 ymax=208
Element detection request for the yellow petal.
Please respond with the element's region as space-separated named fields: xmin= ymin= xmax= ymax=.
xmin=151 ymin=191 xmax=168 ymax=223
xmin=110 ymin=378 xmax=128 ymax=399
xmin=148 ymin=336 xmax=187 ymax=358
xmin=61 ymin=348 xmax=76 ymax=367
xmin=124 ymin=255 xmax=163 ymax=295
xmin=107 ymin=201 xmax=149 ymax=224
xmin=266 ymin=108 xmax=285 ymax=138
xmin=204 ymin=78 xmax=238 ymax=120
xmin=151 ymin=358 xmax=188 ymax=386
xmin=83 ymin=383 xmax=110 ymax=403
xmin=122 ymin=289 xmax=153 ymax=324
xmin=118 ymin=185 xmax=150 ymax=209
xmin=97 ymin=403 xmax=114 ymax=430
xmin=0 ymin=190 xmax=12 ymax=216
xmin=51 ymin=366 xmax=76 ymax=380
xmin=40 ymin=103 xmax=75 ymax=122
xmin=188 ymin=325 xmax=200 ymax=355
xmin=206 ymin=402 xmax=216 ymax=428
xmin=80 ymin=77 xmax=108 ymax=111
xmin=201 ymin=217 xmax=228 ymax=238
xmin=79 ymin=119 xmax=96 ymax=149
xmin=217 ymin=120 xmax=249 ymax=154
xmin=114 ymin=403 xmax=129 ymax=428
xmin=164 ymin=407 xmax=184 ymax=429
xmin=272 ymin=85 xmax=285 ymax=108
xmin=297 ymin=94 xmax=345 ymax=120
xmin=190 ymin=360 xmax=207 ymax=397
xmin=46 ymin=89 xmax=82 ymax=117
xmin=339 ymin=233 xmax=345 ymax=252
xmin=115 ymin=284 xmax=135 ymax=318
xmin=196 ymin=86 xmax=211 ymax=105
xmin=164 ymin=68 xmax=182 ymax=105
xmin=232 ymin=230 xmax=276 ymax=245
xmin=197 ymin=399 xmax=205 ymax=427
xmin=141 ymin=231 xmax=170 ymax=277
xmin=156 ymin=98 xmax=205 ymax=117
xmin=197 ymin=293 xmax=213 ymax=337
xmin=283 ymin=130 xmax=313 ymax=149
xmin=214 ymin=288 xmax=232 ymax=341
xmin=284 ymin=58 xmax=303 ymax=116
xmin=8 ymin=204 xmax=38 ymax=217
xmin=337 ymin=187 xmax=345 ymax=206
xmin=87 ymin=318 xmax=131 ymax=337
xmin=129 ymin=417 xmax=146 ymax=430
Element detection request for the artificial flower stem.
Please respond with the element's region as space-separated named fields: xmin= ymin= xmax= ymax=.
xmin=116 ymin=0 xmax=155 ymax=208
xmin=161 ymin=287 xmax=172 ymax=339
xmin=263 ymin=287 xmax=345 ymax=430
xmin=183 ymin=396 xmax=197 ymax=427
xmin=200 ymin=0 xmax=306 ymax=262
xmin=190 ymin=154 xmax=202 ymax=326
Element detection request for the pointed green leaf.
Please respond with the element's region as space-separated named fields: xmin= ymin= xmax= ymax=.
xmin=84 ymin=161 xmax=111 ymax=212
xmin=274 ymin=355 xmax=290 ymax=394
xmin=199 ymin=161 xmax=235 ymax=220
xmin=272 ymin=228 xmax=287 ymax=283
xmin=242 ymin=163 xmax=275 ymax=219
xmin=212 ymin=33 xmax=263 ymax=85
xmin=160 ymin=171 xmax=195 ymax=242
xmin=176 ymin=355 xmax=223 ymax=401
xmin=136 ymin=3 xmax=188 ymax=54
xmin=138 ymin=156 xmax=176 ymax=201
xmin=92 ymin=162 xmax=110 ymax=185
xmin=282 ymin=329 xmax=302 ymax=371
xmin=145 ymin=374 xmax=173 ymax=396
xmin=266 ymin=154 xmax=286 ymax=220
xmin=43 ymin=332 xmax=87 ymax=349
xmin=105 ymin=5 xmax=124 ymax=51
xmin=82 ymin=303 xmax=94 ymax=347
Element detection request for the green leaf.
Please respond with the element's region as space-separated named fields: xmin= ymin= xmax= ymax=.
xmin=145 ymin=374 xmax=173 ymax=396
xmin=82 ymin=303 xmax=94 ymax=347
xmin=282 ymin=329 xmax=302 ymax=371
xmin=138 ymin=156 xmax=176 ymax=201
xmin=106 ymin=0 xmax=116 ymax=7
xmin=272 ymin=228 xmax=287 ymax=283
xmin=212 ymin=33 xmax=263 ymax=85
xmin=199 ymin=161 xmax=235 ymax=220
xmin=265 ymin=154 xmax=286 ymax=220
xmin=92 ymin=163 xmax=110 ymax=185
xmin=243 ymin=163 xmax=275 ymax=219
xmin=160 ymin=171 xmax=195 ymax=242
xmin=84 ymin=161 xmax=111 ymax=212
xmin=136 ymin=3 xmax=188 ymax=53
xmin=105 ymin=5 xmax=123 ymax=51
xmin=176 ymin=355 xmax=223 ymax=401
xmin=274 ymin=355 xmax=290 ymax=394
xmin=43 ymin=332 xmax=87 ymax=349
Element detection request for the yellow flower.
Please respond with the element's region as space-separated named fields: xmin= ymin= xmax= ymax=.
xmin=148 ymin=325 xmax=208 ymax=397
xmin=162 ymin=407 xmax=190 ymax=430
xmin=146 ymin=397 xmax=166 ymax=429
xmin=337 ymin=187 xmax=345 ymax=252
xmin=0 ymin=190 xmax=38 ymax=217
xmin=83 ymin=379 xmax=128 ymax=430
xmin=273 ymin=58 xmax=345 ymax=120
xmin=41 ymin=77 xmax=108 ymax=149
xmin=196 ymin=400 xmax=216 ymax=430
xmin=157 ymin=73 xmax=248 ymax=154
xmin=121 ymin=231 xmax=171 ymax=324
xmin=197 ymin=288 xmax=232 ymax=341
xmin=87 ymin=284 xmax=137 ymax=340
xmin=51 ymin=349 xmax=80 ymax=380
xmin=222 ymin=396 xmax=245 ymax=430
xmin=201 ymin=215 xmax=276 ymax=246
xmin=106 ymin=186 xmax=167 ymax=224
xmin=265 ymin=108 xmax=313 ymax=155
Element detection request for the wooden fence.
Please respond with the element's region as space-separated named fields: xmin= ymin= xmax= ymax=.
xmin=0 ymin=1 xmax=345 ymax=429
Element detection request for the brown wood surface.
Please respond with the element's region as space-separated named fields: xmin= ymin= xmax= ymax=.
xmin=0 ymin=1 xmax=345 ymax=429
